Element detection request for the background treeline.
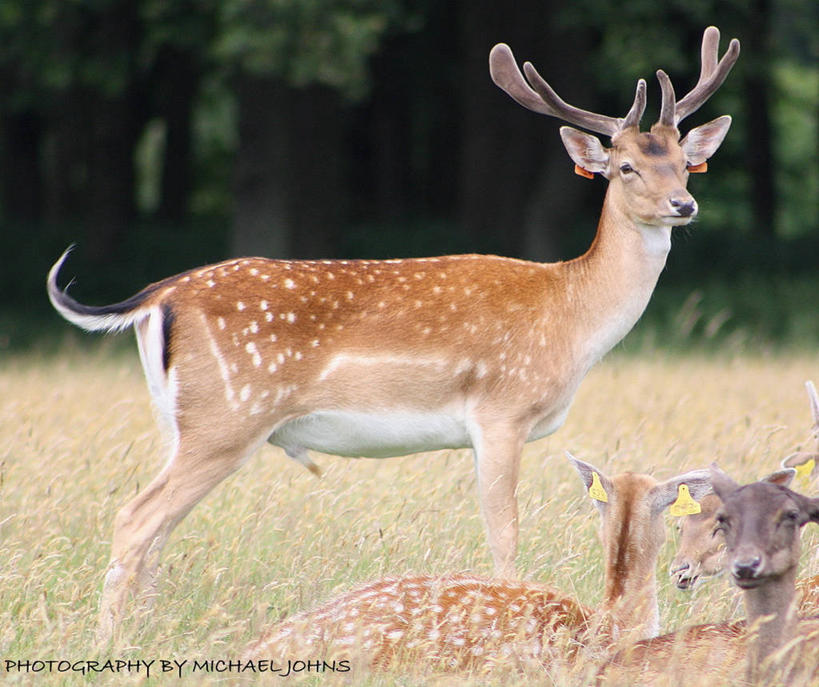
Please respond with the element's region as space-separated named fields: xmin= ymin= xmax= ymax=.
xmin=0 ymin=0 xmax=816 ymax=350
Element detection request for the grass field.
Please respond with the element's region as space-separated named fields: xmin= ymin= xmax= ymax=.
xmin=1 ymin=343 xmax=818 ymax=685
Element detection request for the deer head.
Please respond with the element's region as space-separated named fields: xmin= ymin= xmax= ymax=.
xmin=710 ymin=466 xmax=815 ymax=590
xmin=670 ymin=470 xmax=795 ymax=590
xmin=489 ymin=26 xmax=739 ymax=228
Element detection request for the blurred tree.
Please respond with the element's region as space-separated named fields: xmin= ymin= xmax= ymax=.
xmin=741 ymin=0 xmax=777 ymax=238
xmin=0 ymin=0 xmax=814 ymax=288
xmin=457 ymin=0 xmax=600 ymax=260
xmin=0 ymin=0 xmax=222 ymax=262
xmin=143 ymin=0 xmax=217 ymax=223
xmin=215 ymin=0 xmax=411 ymax=258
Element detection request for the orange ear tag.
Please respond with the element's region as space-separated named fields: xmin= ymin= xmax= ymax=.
xmin=574 ymin=164 xmax=595 ymax=179
xmin=687 ymin=162 xmax=708 ymax=173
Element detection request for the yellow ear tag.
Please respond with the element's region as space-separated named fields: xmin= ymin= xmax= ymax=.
xmin=670 ymin=484 xmax=701 ymax=517
xmin=794 ymin=457 xmax=816 ymax=486
xmin=687 ymin=161 xmax=708 ymax=173
xmin=589 ymin=472 xmax=608 ymax=502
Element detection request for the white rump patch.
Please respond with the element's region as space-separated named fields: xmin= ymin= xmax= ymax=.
xmin=134 ymin=307 xmax=177 ymax=429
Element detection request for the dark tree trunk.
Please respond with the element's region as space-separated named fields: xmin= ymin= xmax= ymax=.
xmin=744 ymin=0 xmax=777 ymax=238
xmin=456 ymin=0 xmax=595 ymax=260
xmin=43 ymin=93 xmax=92 ymax=223
xmin=0 ymin=110 xmax=44 ymax=223
xmin=520 ymin=23 xmax=599 ymax=262
xmin=232 ymin=75 xmax=347 ymax=259
xmin=155 ymin=47 xmax=201 ymax=223
xmin=355 ymin=41 xmax=414 ymax=224
xmin=286 ymin=85 xmax=347 ymax=259
xmin=84 ymin=90 xmax=144 ymax=261
xmin=81 ymin=0 xmax=147 ymax=262
xmin=232 ymin=76 xmax=293 ymax=258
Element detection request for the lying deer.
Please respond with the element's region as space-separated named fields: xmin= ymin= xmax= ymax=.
xmin=669 ymin=474 xmax=791 ymax=591
xmin=670 ymin=382 xmax=819 ymax=614
xmin=244 ymin=455 xmax=711 ymax=674
xmin=598 ymin=465 xmax=819 ymax=686
xmin=47 ymin=26 xmax=739 ymax=642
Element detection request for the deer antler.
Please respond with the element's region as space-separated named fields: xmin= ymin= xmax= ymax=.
xmin=806 ymin=380 xmax=819 ymax=443
xmin=658 ymin=26 xmax=741 ymax=128
xmin=489 ymin=42 xmax=646 ymax=137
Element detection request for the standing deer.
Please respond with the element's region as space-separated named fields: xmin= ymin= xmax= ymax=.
xmin=599 ymin=466 xmax=819 ymax=686
xmin=47 ymin=26 xmax=739 ymax=642
xmin=244 ymin=455 xmax=712 ymax=673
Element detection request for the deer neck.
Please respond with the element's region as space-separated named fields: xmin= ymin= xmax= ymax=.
xmin=564 ymin=192 xmax=672 ymax=369
xmin=742 ymin=567 xmax=799 ymax=675
xmin=599 ymin=504 xmax=663 ymax=641
xmin=601 ymin=567 xmax=660 ymax=643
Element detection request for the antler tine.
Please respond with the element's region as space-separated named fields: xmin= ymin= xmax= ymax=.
xmin=489 ymin=43 xmax=621 ymax=137
xmin=656 ymin=70 xmax=677 ymax=129
xmin=698 ymin=25 xmax=721 ymax=80
xmin=806 ymin=381 xmax=819 ymax=440
xmin=621 ymin=79 xmax=647 ymax=130
xmin=674 ymin=26 xmax=741 ymax=125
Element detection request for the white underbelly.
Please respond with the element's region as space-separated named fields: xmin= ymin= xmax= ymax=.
xmin=269 ymin=409 xmax=473 ymax=459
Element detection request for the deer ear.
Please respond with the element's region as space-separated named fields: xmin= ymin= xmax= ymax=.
xmin=650 ymin=469 xmax=712 ymax=515
xmin=566 ymin=452 xmax=612 ymax=513
xmin=807 ymin=497 xmax=819 ymax=525
xmin=681 ymin=115 xmax=732 ymax=167
xmin=560 ymin=127 xmax=609 ymax=178
xmin=790 ymin=492 xmax=819 ymax=527
xmin=709 ymin=463 xmax=740 ymax=501
xmin=763 ymin=468 xmax=796 ymax=488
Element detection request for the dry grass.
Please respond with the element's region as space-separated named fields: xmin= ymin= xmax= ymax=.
xmin=1 ymin=344 xmax=817 ymax=685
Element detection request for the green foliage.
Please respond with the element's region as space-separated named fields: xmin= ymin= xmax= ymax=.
xmin=214 ymin=0 xmax=410 ymax=100
xmin=774 ymin=62 xmax=819 ymax=238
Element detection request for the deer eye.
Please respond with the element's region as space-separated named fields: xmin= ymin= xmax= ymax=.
xmin=782 ymin=510 xmax=800 ymax=525
xmin=713 ymin=514 xmax=729 ymax=535
xmin=620 ymin=163 xmax=635 ymax=175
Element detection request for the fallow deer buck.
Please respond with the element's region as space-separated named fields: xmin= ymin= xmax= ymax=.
xmin=244 ymin=455 xmax=711 ymax=673
xmin=47 ymin=26 xmax=739 ymax=642
xmin=598 ymin=466 xmax=819 ymax=686
xmin=670 ymin=382 xmax=819 ymax=611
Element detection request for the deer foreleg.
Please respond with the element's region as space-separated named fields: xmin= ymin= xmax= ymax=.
xmin=472 ymin=421 xmax=526 ymax=579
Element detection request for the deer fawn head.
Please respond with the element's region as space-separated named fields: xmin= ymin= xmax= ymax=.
xmin=670 ymin=471 xmax=795 ymax=590
xmin=568 ymin=453 xmax=711 ymax=637
xmin=710 ymin=465 xmax=816 ymax=590
xmin=600 ymin=467 xmax=819 ymax=685
xmin=671 ymin=381 xmax=818 ymax=590
xmin=490 ymin=26 xmax=739 ymax=229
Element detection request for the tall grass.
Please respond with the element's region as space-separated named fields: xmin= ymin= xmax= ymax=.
xmin=1 ymin=347 xmax=817 ymax=684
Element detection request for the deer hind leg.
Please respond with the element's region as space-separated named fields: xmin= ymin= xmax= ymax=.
xmin=471 ymin=421 xmax=526 ymax=579
xmin=97 ymin=434 xmax=255 ymax=643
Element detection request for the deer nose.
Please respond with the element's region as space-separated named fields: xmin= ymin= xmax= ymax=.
xmin=670 ymin=198 xmax=697 ymax=217
xmin=732 ymin=556 xmax=762 ymax=580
